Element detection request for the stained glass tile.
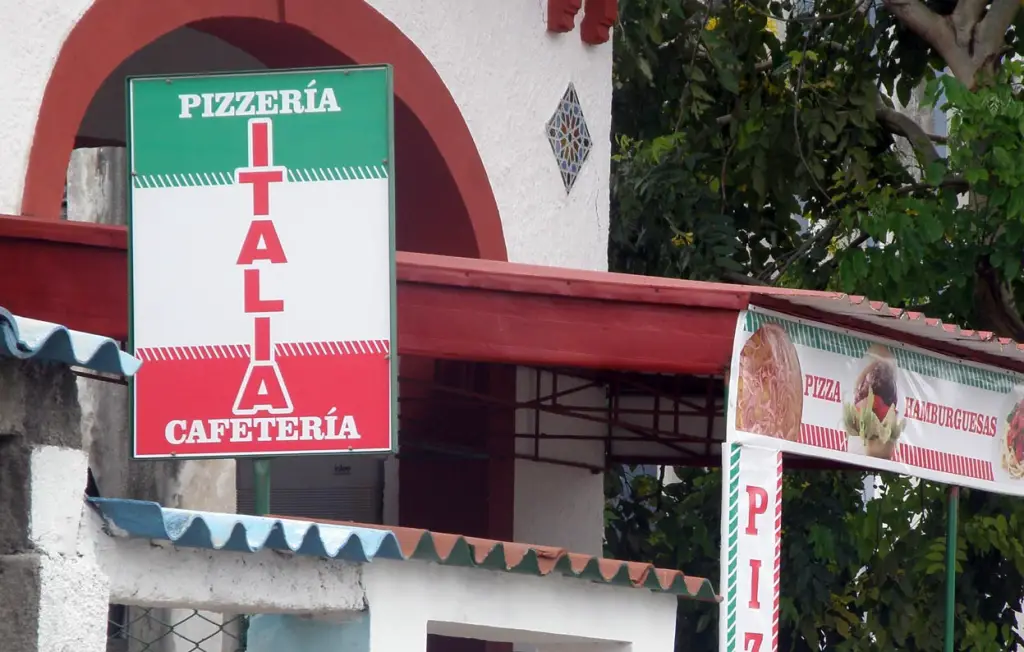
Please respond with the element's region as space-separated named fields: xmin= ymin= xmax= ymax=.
xmin=545 ymin=83 xmax=592 ymax=193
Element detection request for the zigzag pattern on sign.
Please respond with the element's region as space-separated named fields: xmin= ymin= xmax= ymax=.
xmin=893 ymin=443 xmax=994 ymax=481
xmin=772 ymin=451 xmax=783 ymax=652
xmin=135 ymin=340 xmax=391 ymax=362
xmin=286 ymin=166 xmax=389 ymax=182
xmin=799 ymin=424 xmax=848 ymax=452
xmin=724 ymin=444 xmax=742 ymax=650
xmin=132 ymin=165 xmax=390 ymax=189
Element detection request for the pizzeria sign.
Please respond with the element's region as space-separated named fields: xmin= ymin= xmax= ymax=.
xmin=127 ymin=67 xmax=396 ymax=459
xmin=720 ymin=306 xmax=1024 ymax=652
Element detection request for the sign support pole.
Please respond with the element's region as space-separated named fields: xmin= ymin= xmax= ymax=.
xmin=254 ymin=459 xmax=272 ymax=516
xmin=944 ymin=485 xmax=959 ymax=652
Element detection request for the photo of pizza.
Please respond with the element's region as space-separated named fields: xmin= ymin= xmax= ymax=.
xmin=843 ymin=344 xmax=904 ymax=460
xmin=735 ymin=323 xmax=804 ymax=441
xmin=1000 ymin=396 xmax=1024 ymax=480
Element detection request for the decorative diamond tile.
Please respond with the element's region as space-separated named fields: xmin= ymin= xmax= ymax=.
xmin=546 ymin=83 xmax=593 ymax=194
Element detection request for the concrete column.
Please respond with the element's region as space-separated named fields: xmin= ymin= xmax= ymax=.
xmin=66 ymin=146 xmax=237 ymax=513
xmin=67 ymin=147 xmax=236 ymax=652
xmin=0 ymin=358 xmax=109 ymax=652
xmin=0 ymin=553 xmax=110 ymax=652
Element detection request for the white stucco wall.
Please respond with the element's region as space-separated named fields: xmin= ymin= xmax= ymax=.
xmin=7 ymin=0 xmax=613 ymax=556
xmin=364 ymin=560 xmax=678 ymax=651
xmin=2 ymin=0 xmax=612 ymax=271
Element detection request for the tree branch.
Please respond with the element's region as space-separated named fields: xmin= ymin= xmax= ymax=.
xmin=951 ymin=0 xmax=987 ymax=46
xmin=974 ymin=0 xmax=1019 ymax=70
xmin=758 ymin=221 xmax=840 ymax=284
xmin=896 ymin=176 xmax=969 ymax=195
xmin=876 ymin=104 xmax=942 ymax=169
xmin=882 ymin=0 xmax=977 ymax=84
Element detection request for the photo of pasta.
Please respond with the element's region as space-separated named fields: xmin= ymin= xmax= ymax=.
xmin=735 ymin=323 xmax=804 ymax=441
xmin=843 ymin=344 xmax=904 ymax=459
xmin=1000 ymin=397 xmax=1024 ymax=480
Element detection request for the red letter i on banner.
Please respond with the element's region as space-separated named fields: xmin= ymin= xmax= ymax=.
xmin=748 ymin=559 xmax=762 ymax=609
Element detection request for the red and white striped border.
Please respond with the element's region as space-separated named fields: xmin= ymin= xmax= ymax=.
xmin=771 ymin=451 xmax=783 ymax=652
xmin=799 ymin=424 xmax=848 ymax=452
xmin=893 ymin=443 xmax=994 ymax=481
xmin=136 ymin=340 xmax=390 ymax=362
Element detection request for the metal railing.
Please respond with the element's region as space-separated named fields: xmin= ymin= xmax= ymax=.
xmin=107 ymin=606 xmax=248 ymax=652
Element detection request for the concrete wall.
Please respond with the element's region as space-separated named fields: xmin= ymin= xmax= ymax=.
xmin=3 ymin=0 xmax=613 ymax=271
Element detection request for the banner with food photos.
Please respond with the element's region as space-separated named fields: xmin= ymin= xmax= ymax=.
xmin=727 ymin=306 xmax=1024 ymax=497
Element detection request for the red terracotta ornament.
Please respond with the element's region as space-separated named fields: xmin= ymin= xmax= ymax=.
xmin=547 ymin=0 xmax=583 ymax=33
xmin=581 ymin=0 xmax=617 ymax=45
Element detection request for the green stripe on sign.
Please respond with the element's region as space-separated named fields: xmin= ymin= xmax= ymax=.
xmin=744 ymin=310 xmax=869 ymax=359
xmin=132 ymin=166 xmax=390 ymax=188
xmin=725 ymin=443 xmax=742 ymax=650
xmin=744 ymin=311 xmax=1016 ymax=393
xmin=129 ymin=68 xmax=390 ymax=177
xmin=133 ymin=172 xmax=234 ymax=188
xmin=892 ymin=347 xmax=1014 ymax=393
xmin=286 ymin=166 xmax=389 ymax=182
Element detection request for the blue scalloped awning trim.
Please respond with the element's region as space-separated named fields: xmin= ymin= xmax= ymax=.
xmin=88 ymin=498 xmax=405 ymax=561
xmin=0 ymin=307 xmax=140 ymax=377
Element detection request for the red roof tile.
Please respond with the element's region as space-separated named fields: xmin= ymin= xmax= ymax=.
xmin=272 ymin=516 xmax=719 ymax=602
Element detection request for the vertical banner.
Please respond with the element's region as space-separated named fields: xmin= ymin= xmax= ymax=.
xmin=721 ymin=442 xmax=782 ymax=652
xmin=127 ymin=67 xmax=396 ymax=459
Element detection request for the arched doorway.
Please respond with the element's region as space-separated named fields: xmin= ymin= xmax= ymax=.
xmin=21 ymin=0 xmax=506 ymax=261
xmin=24 ymin=0 xmax=515 ymax=580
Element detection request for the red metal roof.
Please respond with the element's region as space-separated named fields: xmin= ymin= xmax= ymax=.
xmin=1 ymin=214 xmax=1021 ymax=375
xmin=401 ymin=252 xmax=1024 ymax=375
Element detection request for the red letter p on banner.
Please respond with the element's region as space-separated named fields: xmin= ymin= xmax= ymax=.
xmin=745 ymin=485 xmax=769 ymax=534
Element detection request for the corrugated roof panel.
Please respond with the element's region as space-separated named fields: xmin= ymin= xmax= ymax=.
xmin=0 ymin=307 xmax=140 ymax=376
xmin=89 ymin=498 xmax=404 ymax=561
xmin=89 ymin=498 xmax=718 ymax=601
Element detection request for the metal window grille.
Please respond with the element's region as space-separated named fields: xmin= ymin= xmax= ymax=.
xmin=107 ymin=606 xmax=249 ymax=652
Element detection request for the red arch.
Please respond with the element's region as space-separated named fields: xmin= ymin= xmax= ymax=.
xmin=20 ymin=0 xmax=507 ymax=261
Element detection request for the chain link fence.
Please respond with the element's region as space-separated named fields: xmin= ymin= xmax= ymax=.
xmin=107 ymin=605 xmax=249 ymax=652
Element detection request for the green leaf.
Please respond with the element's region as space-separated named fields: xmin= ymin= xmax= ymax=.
xmin=925 ymin=161 xmax=947 ymax=187
xmin=716 ymin=65 xmax=740 ymax=94
xmin=820 ymin=122 xmax=837 ymax=142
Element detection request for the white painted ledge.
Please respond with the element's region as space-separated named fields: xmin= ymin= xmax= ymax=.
xmin=82 ymin=508 xmax=682 ymax=651
xmin=82 ymin=509 xmax=366 ymax=613
xmin=365 ymin=560 xmax=678 ymax=652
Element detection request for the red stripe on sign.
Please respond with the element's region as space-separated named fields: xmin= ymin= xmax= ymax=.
xmin=799 ymin=424 xmax=849 ymax=452
xmin=136 ymin=340 xmax=391 ymax=362
xmin=893 ymin=443 xmax=994 ymax=481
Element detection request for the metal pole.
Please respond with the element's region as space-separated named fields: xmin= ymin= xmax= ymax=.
xmin=944 ymin=485 xmax=959 ymax=652
xmin=253 ymin=458 xmax=272 ymax=516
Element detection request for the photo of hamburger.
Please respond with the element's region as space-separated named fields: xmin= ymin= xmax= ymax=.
xmin=1000 ymin=396 xmax=1024 ymax=480
xmin=735 ymin=322 xmax=804 ymax=442
xmin=843 ymin=344 xmax=904 ymax=459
